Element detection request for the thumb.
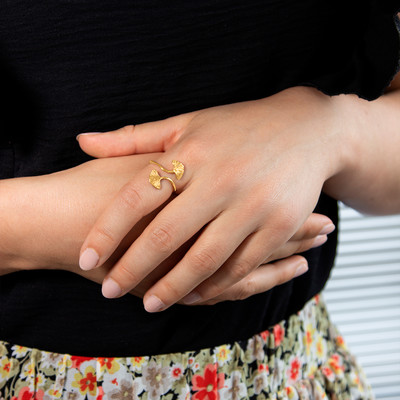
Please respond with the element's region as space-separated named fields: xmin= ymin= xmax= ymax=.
xmin=76 ymin=113 xmax=194 ymax=158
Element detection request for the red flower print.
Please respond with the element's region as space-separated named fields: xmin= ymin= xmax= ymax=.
xmin=192 ymin=363 xmax=225 ymax=400
xmin=172 ymin=366 xmax=183 ymax=379
xmin=322 ymin=366 xmax=334 ymax=381
xmin=285 ymin=386 xmax=294 ymax=396
xmin=71 ymin=355 xmax=94 ymax=369
xmin=288 ymin=357 xmax=301 ymax=382
xmin=99 ymin=357 xmax=114 ymax=370
xmin=328 ymin=354 xmax=344 ymax=374
xmin=260 ymin=330 xmax=269 ymax=342
xmin=78 ymin=370 xmax=97 ymax=393
xmin=336 ymin=336 xmax=345 ymax=347
xmin=273 ymin=324 xmax=285 ymax=347
xmin=258 ymin=364 xmax=269 ymax=374
xmin=15 ymin=387 xmax=44 ymax=400
xmin=330 ymin=354 xmax=340 ymax=363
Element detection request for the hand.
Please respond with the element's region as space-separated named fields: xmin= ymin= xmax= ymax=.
xmin=77 ymin=86 xmax=343 ymax=311
xmin=0 ymin=154 xmax=333 ymax=304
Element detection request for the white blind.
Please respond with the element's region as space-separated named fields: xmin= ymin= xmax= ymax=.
xmin=324 ymin=204 xmax=400 ymax=399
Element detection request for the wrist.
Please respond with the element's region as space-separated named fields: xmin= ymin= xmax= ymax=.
xmin=0 ymin=179 xmax=26 ymax=271
xmin=0 ymin=177 xmax=53 ymax=271
xmin=322 ymin=92 xmax=371 ymax=198
xmin=273 ymin=86 xmax=357 ymax=183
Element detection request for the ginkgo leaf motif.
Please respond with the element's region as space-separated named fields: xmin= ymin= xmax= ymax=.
xmin=149 ymin=160 xmax=185 ymax=180
xmin=171 ymin=160 xmax=185 ymax=180
xmin=149 ymin=169 xmax=177 ymax=191
xmin=149 ymin=169 xmax=162 ymax=189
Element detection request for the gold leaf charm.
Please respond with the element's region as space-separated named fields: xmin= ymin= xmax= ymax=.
xmin=171 ymin=160 xmax=184 ymax=180
xmin=149 ymin=169 xmax=177 ymax=192
xmin=149 ymin=169 xmax=162 ymax=189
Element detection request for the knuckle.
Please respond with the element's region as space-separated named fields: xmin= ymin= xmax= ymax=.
xmin=235 ymin=277 xmax=257 ymax=300
xmin=198 ymin=278 xmax=226 ymax=300
xmin=191 ymin=249 xmax=220 ymax=276
xmin=159 ymin=278 xmax=183 ymax=301
xmin=115 ymin=263 xmax=139 ymax=289
xmin=276 ymin=213 xmax=297 ymax=233
xmin=230 ymin=258 xmax=255 ymax=281
xmin=149 ymin=224 xmax=175 ymax=254
xmin=269 ymin=211 xmax=298 ymax=238
xmin=179 ymin=138 xmax=208 ymax=164
xmin=92 ymin=224 xmax=116 ymax=245
xmin=118 ymin=183 xmax=143 ymax=211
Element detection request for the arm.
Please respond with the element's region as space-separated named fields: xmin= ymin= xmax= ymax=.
xmin=76 ymin=73 xmax=400 ymax=311
xmin=0 ymin=154 xmax=158 ymax=273
xmin=324 ymin=71 xmax=400 ymax=214
xmin=0 ymin=153 xmax=332 ymax=302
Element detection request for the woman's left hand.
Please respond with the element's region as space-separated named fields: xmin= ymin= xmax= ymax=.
xmin=77 ymin=86 xmax=344 ymax=312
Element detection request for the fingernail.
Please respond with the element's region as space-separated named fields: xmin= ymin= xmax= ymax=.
xmin=294 ymin=263 xmax=308 ymax=278
xmin=319 ymin=224 xmax=335 ymax=235
xmin=144 ymin=295 xmax=166 ymax=313
xmin=79 ymin=248 xmax=99 ymax=270
xmin=311 ymin=235 xmax=328 ymax=248
xmin=76 ymin=132 xmax=103 ymax=141
xmin=102 ymin=278 xmax=122 ymax=298
xmin=182 ymin=292 xmax=202 ymax=305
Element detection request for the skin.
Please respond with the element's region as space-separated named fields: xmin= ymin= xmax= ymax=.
xmin=76 ymin=77 xmax=400 ymax=313
xmin=0 ymin=152 xmax=333 ymax=304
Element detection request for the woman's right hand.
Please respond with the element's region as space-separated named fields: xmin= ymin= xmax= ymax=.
xmin=0 ymin=154 xmax=334 ymax=303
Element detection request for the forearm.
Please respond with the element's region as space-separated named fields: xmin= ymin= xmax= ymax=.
xmin=0 ymin=175 xmax=86 ymax=271
xmin=324 ymin=75 xmax=400 ymax=215
xmin=0 ymin=157 xmax=187 ymax=295
xmin=0 ymin=157 xmax=145 ymax=271
xmin=0 ymin=177 xmax=36 ymax=272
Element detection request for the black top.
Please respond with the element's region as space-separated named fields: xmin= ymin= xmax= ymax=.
xmin=0 ymin=1 xmax=399 ymax=357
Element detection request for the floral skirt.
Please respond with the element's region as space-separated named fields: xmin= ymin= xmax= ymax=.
xmin=0 ymin=295 xmax=373 ymax=400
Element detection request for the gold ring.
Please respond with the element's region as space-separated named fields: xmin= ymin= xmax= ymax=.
xmin=149 ymin=160 xmax=185 ymax=192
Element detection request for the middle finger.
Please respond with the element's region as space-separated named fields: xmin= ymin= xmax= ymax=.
xmin=140 ymin=208 xmax=258 ymax=312
xmin=101 ymin=183 xmax=227 ymax=299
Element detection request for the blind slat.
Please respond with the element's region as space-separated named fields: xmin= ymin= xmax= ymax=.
xmin=325 ymin=203 xmax=400 ymax=399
